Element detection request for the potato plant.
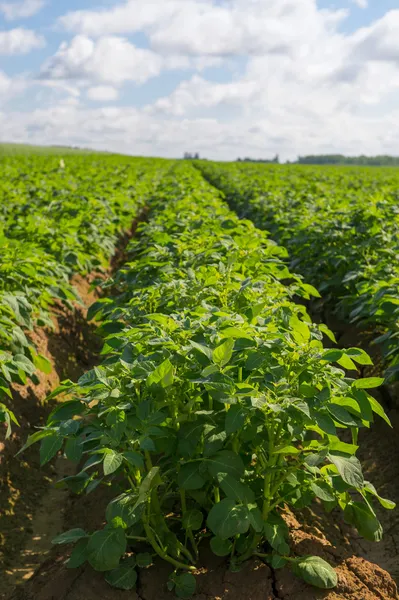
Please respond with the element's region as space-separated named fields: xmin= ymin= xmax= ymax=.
xmin=24 ymin=163 xmax=394 ymax=596
xmin=0 ymin=153 xmax=167 ymax=433
xmin=197 ymin=161 xmax=399 ymax=382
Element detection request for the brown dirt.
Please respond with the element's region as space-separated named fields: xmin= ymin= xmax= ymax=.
xmin=7 ymin=490 xmax=398 ymax=600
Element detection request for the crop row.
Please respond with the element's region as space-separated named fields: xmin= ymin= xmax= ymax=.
xmin=197 ymin=162 xmax=399 ymax=381
xmin=0 ymin=154 xmax=168 ymax=433
xmin=24 ymin=162 xmax=394 ymax=596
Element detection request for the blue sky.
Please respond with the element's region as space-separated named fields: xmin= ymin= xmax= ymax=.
xmin=0 ymin=0 xmax=398 ymax=159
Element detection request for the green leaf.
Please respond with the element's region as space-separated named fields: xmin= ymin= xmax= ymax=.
xmin=225 ymin=404 xmax=246 ymax=435
xmin=207 ymin=450 xmax=245 ymax=480
xmin=182 ymin=509 xmax=203 ymax=531
xmin=328 ymin=454 xmax=364 ymax=488
xmin=337 ymin=354 xmax=357 ymax=371
xmin=123 ymin=451 xmax=144 ymax=470
xmin=147 ymin=359 xmax=174 ymax=388
xmin=66 ymin=538 xmax=89 ymax=568
xmin=345 ymin=348 xmax=373 ymax=366
xmin=106 ymin=493 xmax=143 ymax=528
xmin=212 ymin=338 xmax=234 ymax=367
xmin=327 ymin=404 xmax=359 ymax=427
xmin=105 ymin=565 xmax=138 ymax=590
xmin=40 ymin=434 xmax=63 ymax=466
xmin=217 ymin=472 xmax=255 ymax=504
xmin=353 ymin=377 xmax=384 ymax=389
xmin=207 ymin=498 xmax=250 ymax=539
xmin=289 ymin=316 xmax=310 ymax=344
xmin=65 ymin=438 xmax=83 ymax=462
xmin=210 ymin=536 xmax=233 ymax=556
xmin=310 ymin=481 xmax=335 ymax=502
xmin=103 ymin=451 xmax=123 ymax=475
xmin=87 ymin=527 xmax=126 ymax=572
xmin=189 ymin=340 xmax=213 ymax=361
xmin=178 ymin=462 xmax=206 ymax=490
xmin=52 ymin=528 xmax=87 ymax=545
xmin=292 ymin=556 xmax=338 ymax=589
xmin=136 ymin=552 xmax=152 ymax=568
xmin=344 ymin=501 xmax=383 ymax=542
xmin=33 ymin=353 xmax=52 ymax=374
xmin=321 ymin=349 xmax=343 ymax=363
xmin=16 ymin=429 xmax=54 ymax=456
xmin=175 ymin=573 xmax=196 ymax=599
xmin=264 ymin=518 xmax=289 ymax=555
xmin=363 ymin=482 xmax=396 ymax=510
xmin=368 ymin=395 xmax=391 ymax=426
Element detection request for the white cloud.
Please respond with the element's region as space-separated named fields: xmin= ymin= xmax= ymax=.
xmin=58 ymin=0 xmax=348 ymax=59
xmin=40 ymin=35 xmax=163 ymax=85
xmin=87 ymin=85 xmax=118 ymax=102
xmin=0 ymin=0 xmax=45 ymax=20
xmin=352 ymin=0 xmax=368 ymax=8
xmin=4 ymin=0 xmax=399 ymax=161
xmin=0 ymin=28 xmax=44 ymax=54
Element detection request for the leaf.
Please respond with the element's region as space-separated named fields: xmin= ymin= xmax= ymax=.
xmin=104 ymin=451 xmax=123 ymax=476
xmin=106 ymin=493 xmax=144 ymax=528
xmin=344 ymin=501 xmax=383 ymax=542
xmin=212 ymin=338 xmax=234 ymax=367
xmin=207 ymin=498 xmax=250 ymax=539
xmin=217 ymin=473 xmax=255 ymax=504
xmin=328 ymin=454 xmax=364 ymax=488
xmin=16 ymin=429 xmax=54 ymax=456
xmin=210 ymin=536 xmax=233 ymax=556
xmin=175 ymin=573 xmax=196 ymax=599
xmin=321 ymin=349 xmax=343 ymax=363
xmin=147 ymin=359 xmax=174 ymax=388
xmin=225 ymin=404 xmax=246 ymax=435
xmin=40 ymin=434 xmax=63 ymax=466
xmin=136 ymin=552 xmax=152 ymax=567
xmin=123 ymin=451 xmax=144 ymax=469
xmin=87 ymin=527 xmax=127 ymax=572
xmin=182 ymin=509 xmax=203 ymax=531
xmin=368 ymin=395 xmax=392 ymax=426
xmin=207 ymin=450 xmax=245 ymax=480
xmin=189 ymin=340 xmax=213 ymax=361
xmin=345 ymin=348 xmax=373 ymax=366
xmin=52 ymin=528 xmax=87 ymax=545
xmin=264 ymin=518 xmax=289 ymax=555
xmin=65 ymin=438 xmax=83 ymax=462
xmin=363 ymin=482 xmax=396 ymax=510
xmin=337 ymin=354 xmax=357 ymax=371
xmin=105 ymin=565 xmax=138 ymax=590
xmin=327 ymin=404 xmax=359 ymax=427
xmin=292 ymin=556 xmax=338 ymax=589
xmin=66 ymin=538 xmax=89 ymax=568
xmin=310 ymin=481 xmax=335 ymax=502
xmin=289 ymin=316 xmax=310 ymax=344
xmin=178 ymin=462 xmax=206 ymax=490
xmin=33 ymin=353 xmax=52 ymax=374
xmin=353 ymin=377 xmax=384 ymax=389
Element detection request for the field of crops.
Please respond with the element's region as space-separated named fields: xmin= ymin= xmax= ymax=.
xmin=1 ymin=151 xmax=398 ymax=600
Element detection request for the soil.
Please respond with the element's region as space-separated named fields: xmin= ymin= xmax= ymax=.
xmin=6 ymin=490 xmax=399 ymax=600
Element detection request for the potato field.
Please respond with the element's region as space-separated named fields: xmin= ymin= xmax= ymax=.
xmin=1 ymin=150 xmax=398 ymax=600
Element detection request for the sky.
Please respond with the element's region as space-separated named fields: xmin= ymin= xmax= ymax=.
xmin=0 ymin=0 xmax=399 ymax=160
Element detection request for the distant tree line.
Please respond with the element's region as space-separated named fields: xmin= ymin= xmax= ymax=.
xmin=183 ymin=152 xmax=200 ymax=160
xmin=294 ymin=154 xmax=399 ymax=166
xmin=236 ymin=154 xmax=279 ymax=163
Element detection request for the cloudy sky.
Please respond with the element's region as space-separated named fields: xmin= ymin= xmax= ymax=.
xmin=0 ymin=0 xmax=398 ymax=159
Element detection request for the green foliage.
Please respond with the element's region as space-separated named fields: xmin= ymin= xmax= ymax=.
xmin=0 ymin=152 xmax=168 ymax=432
xmin=197 ymin=161 xmax=399 ymax=381
xmin=24 ymin=162 xmax=394 ymax=596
